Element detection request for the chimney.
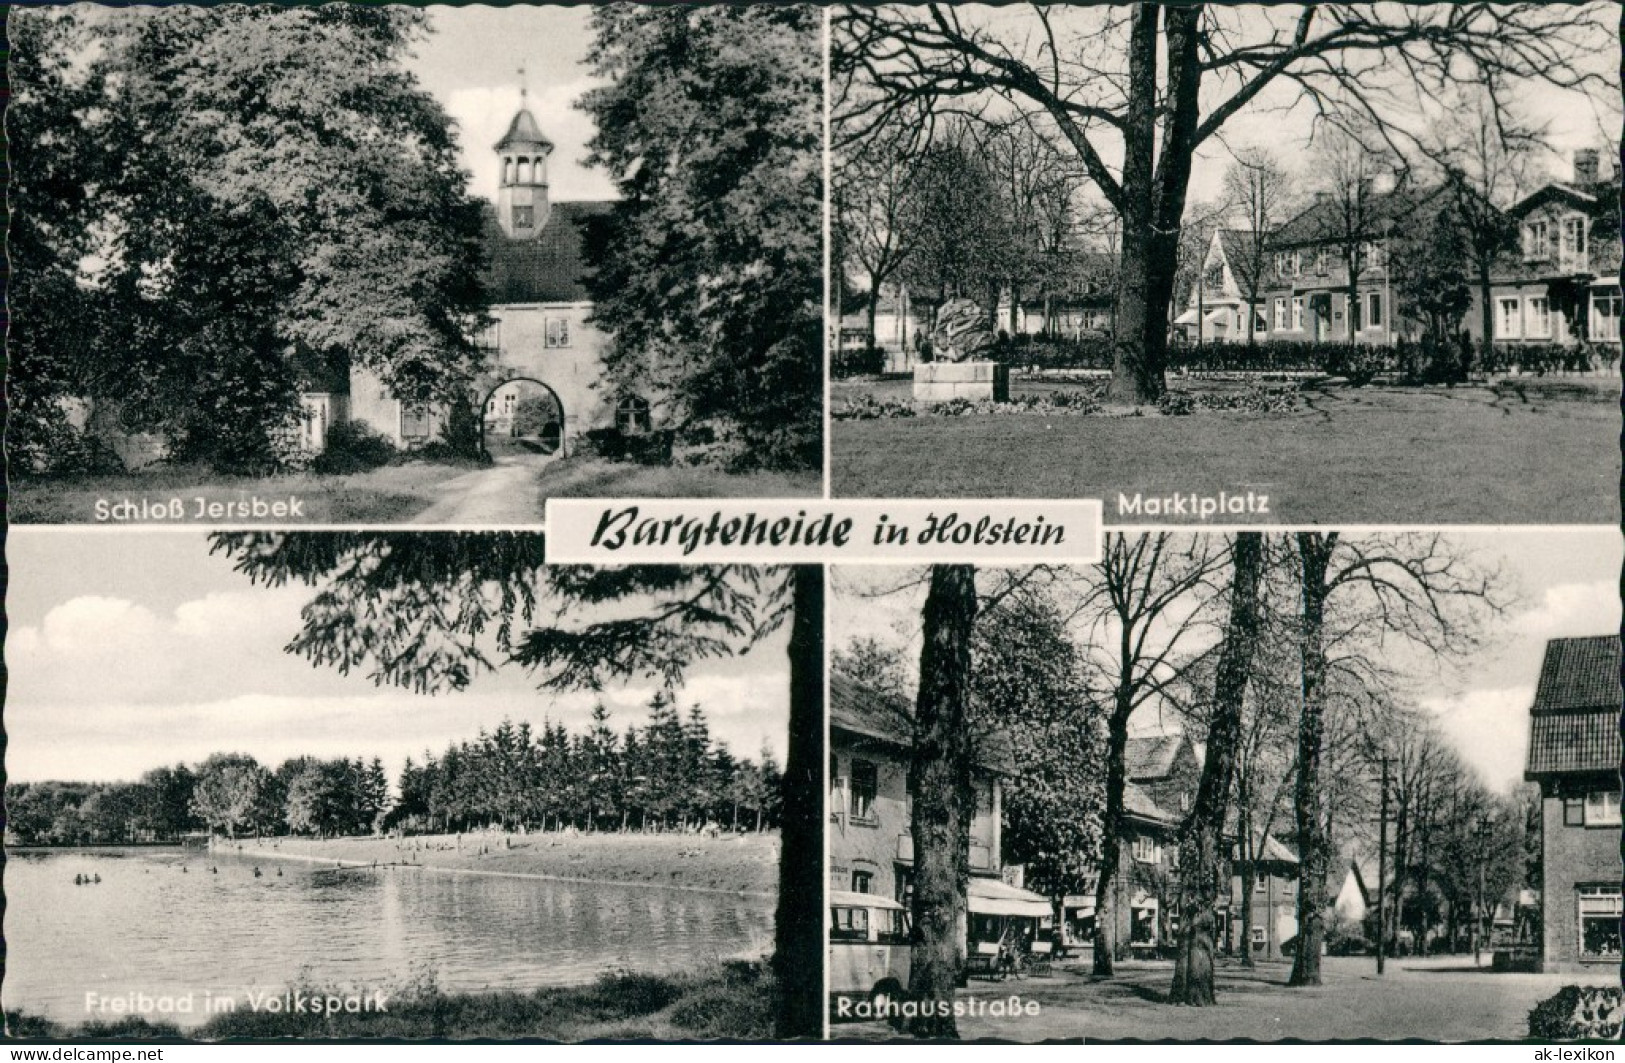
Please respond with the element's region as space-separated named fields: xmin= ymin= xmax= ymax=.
xmin=1573 ymin=148 xmax=1599 ymax=186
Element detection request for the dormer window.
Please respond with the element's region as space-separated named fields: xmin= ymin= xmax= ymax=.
xmin=513 ymin=205 xmax=534 ymax=230
xmin=1523 ymin=219 xmax=1549 ymax=261
xmin=1561 ymin=216 xmax=1588 ymax=270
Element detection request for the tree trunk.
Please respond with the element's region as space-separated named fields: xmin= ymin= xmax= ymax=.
xmin=866 ymin=289 xmax=881 ymax=354
xmin=1106 ymin=5 xmax=1203 ymax=405
xmin=1093 ymin=690 xmax=1133 ymax=976
xmin=1289 ymin=533 xmax=1335 ymax=986
xmin=1477 ymin=259 xmax=1494 ymax=372
xmin=1171 ymin=533 xmax=1266 ymax=1005
xmin=773 ymin=565 xmax=825 ymax=1040
xmin=906 ymin=565 xmax=978 ymax=1039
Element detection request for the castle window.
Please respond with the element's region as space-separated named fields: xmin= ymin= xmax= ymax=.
xmin=545 ymin=317 xmax=571 ymax=348
xmin=401 ymin=405 xmax=431 ymax=441
xmin=616 ymin=395 xmax=652 ymax=435
xmin=503 ymin=159 xmax=513 ymax=185
xmin=517 ymin=158 xmax=531 ymax=184
xmin=513 ymin=205 xmax=535 ymax=230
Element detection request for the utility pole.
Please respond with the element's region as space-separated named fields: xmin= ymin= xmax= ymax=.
xmin=1376 ymin=755 xmax=1389 ymax=976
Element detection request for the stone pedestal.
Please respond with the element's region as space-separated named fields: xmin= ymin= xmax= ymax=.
xmin=912 ymin=361 xmax=1009 ymax=404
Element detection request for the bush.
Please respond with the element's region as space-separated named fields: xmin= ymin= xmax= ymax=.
xmin=311 ymin=420 xmax=398 ymax=475
xmin=832 ymin=345 xmax=886 ymax=378
xmin=1158 ymin=391 xmax=1197 ymax=416
xmin=581 ymin=427 xmax=676 ymax=465
xmin=1528 ymin=985 xmax=1622 ymax=1040
xmin=832 ymin=395 xmax=916 ymax=421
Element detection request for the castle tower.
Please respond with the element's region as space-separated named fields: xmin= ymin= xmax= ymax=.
xmin=495 ymin=70 xmax=554 ymax=240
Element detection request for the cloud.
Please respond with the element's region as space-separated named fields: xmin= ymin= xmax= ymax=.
xmin=1421 ymin=685 xmax=1538 ymax=794
xmin=1506 ymin=579 xmax=1620 ymax=642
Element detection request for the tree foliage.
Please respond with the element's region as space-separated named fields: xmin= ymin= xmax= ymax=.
xmin=9 ymin=6 xmax=490 ymax=473
xmin=579 ymin=5 xmax=822 ymax=472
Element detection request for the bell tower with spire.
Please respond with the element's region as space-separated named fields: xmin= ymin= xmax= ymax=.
xmin=495 ymin=65 xmax=554 ymax=240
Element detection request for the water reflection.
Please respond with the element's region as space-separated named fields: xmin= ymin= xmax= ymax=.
xmin=4 ymin=849 xmax=775 ymax=1028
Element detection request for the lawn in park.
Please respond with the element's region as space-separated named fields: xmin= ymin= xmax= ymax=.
xmin=835 ymin=955 xmax=1618 ymax=1042
xmin=831 ymin=375 xmax=1619 ymax=524
xmin=534 ymin=455 xmax=822 ymax=501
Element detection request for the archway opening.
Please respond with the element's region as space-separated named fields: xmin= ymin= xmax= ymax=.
xmin=482 ymin=378 xmax=564 ymax=458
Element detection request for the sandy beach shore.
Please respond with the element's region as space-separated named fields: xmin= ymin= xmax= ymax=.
xmin=219 ymin=829 xmax=779 ymax=896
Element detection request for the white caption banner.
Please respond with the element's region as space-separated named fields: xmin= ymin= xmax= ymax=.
xmin=545 ymin=499 xmax=1104 ymax=565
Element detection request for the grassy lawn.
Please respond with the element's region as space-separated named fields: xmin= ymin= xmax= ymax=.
xmin=836 ymin=956 xmax=1618 ymax=1042
xmin=8 ymin=461 xmax=477 ymax=525
xmin=831 ymin=376 xmax=1618 ymax=524
xmin=535 ymin=456 xmax=822 ymax=501
xmin=5 ymin=963 xmax=776 ymax=1041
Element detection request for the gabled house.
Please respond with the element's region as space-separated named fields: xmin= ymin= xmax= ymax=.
xmin=1474 ymin=150 xmax=1622 ymax=350
xmin=1255 ymin=180 xmax=1439 ymax=346
xmin=1522 ymin=634 xmax=1622 ymax=971
xmin=1174 ymin=229 xmax=1270 ymax=345
xmin=827 ymin=674 xmax=1007 ymax=903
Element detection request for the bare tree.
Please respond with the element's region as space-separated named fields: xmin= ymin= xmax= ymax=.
xmin=1421 ymin=89 xmax=1545 ymax=369
xmin=1308 ymin=125 xmax=1404 ymax=346
xmin=1223 ymin=149 xmax=1294 ymax=350
xmin=1287 ymin=532 xmax=1503 ymax=985
xmin=835 ymin=3 xmax=1610 ymax=403
xmin=837 ymin=127 xmax=928 ymax=354
xmin=1169 ymin=533 xmax=1267 ymax=1006
xmin=1055 ymin=534 xmax=1228 ymax=976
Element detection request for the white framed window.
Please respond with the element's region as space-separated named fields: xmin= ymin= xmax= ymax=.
xmin=1591 ymin=290 xmax=1621 ymax=342
xmin=1291 ymin=251 xmax=1302 ymax=278
xmin=401 ymin=405 xmax=431 ymax=441
xmin=1253 ymin=306 xmax=1269 ymax=333
xmin=1275 ymin=252 xmax=1290 ymax=279
xmin=1562 ymin=216 xmax=1588 ymax=267
xmin=1131 ymin=834 xmax=1160 ymax=864
xmin=1523 ymin=219 xmax=1549 ymax=260
xmin=1525 ymin=296 xmax=1552 ymax=339
xmin=1273 ymin=298 xmax=1288 ymax=331
xmin=1497 ymin=296 xmax=1523 ymax=339
xmin=1583 ymin=790 xmax=1621 ymax=827
xmin=1365 ymin=291 xmax=1385 ymax=331
xmin=1577 ymin=885 xmax=1622 ymax=961
xmin=512 ymin=205 xmax=535 ymax=230
xmin=545 ymin=317 xmax=571 ymax=348
xmin=849 ymin=759 xmax=878 ymax=821
xmin=1314 ymin=248 xmax=1329 ymax=275
xmin=851 ymin=869 xmax=873 ymax=894
xmin=1291 ymin=297 xmax=1305 ymax=332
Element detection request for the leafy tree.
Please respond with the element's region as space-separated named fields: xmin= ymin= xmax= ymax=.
xmin=898 ymin=130 xmax=1015 ymax=318
xmin=1392 ymin=205 xmax=1474 ymax=374
xmin=211 ymin=534 xmax=823 ymax=1039
xmin=10 ymin=7 xmax=490 ymax=473
xmin=579 ymin=5 xmax=822 ymax=471
xmin=191 ymin=753 xmax=271 ymax=839
xmin=969 ymin=588 xmax=1107 ymax=900
xmin=831 ymin=636 xmax=910 ymax=702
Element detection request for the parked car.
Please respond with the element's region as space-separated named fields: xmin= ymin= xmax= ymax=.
xmin=828 ymin=890 xmax=911 ymax=1021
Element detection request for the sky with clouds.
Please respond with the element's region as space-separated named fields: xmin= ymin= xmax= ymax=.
xmin=832 ymin=530 xmax=1620 ymax=796
xmin=6 ymin=532 xmax=789 ymax=785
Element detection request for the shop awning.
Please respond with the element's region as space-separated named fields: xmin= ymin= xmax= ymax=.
xmin=1172 ymin=308 xmax=1201 ymax=326
xmin=967 ymin=877 xmax=1053 ymax=918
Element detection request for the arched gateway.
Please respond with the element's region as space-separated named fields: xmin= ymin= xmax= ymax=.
xmin=482 ymin=377 xmax=565 ymax=458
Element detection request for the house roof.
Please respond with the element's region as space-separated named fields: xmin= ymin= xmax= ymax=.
xmin=495 ymin=106 xmax=554 ymax=153
xmin=483 ymin=201 xmax=612 ymax=304
xmin=1125 ymin=734 xmax=1187 ymax=781
xmin=1123 ymin=781 xmax=1177 ymax=826
xmin=1268 ymin=185 xmax=1437 ymax=248
xmin=829 ymin=673 xmax=914 ymax=750
xmin=1523 ymin=635 xmax=1621 ymax=779
xmin=1216 ymin=230 xmax=1261 ymax=268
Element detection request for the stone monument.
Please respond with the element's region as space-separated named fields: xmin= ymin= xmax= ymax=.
xmin=913 ymin=297 xmax=1010 ymax=403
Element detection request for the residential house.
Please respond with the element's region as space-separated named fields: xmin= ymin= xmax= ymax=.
xmin=1254 ymin=178 xmax=1436 ymax=347
xmin=1522 ymin=634 xmax=1621 ymax=971
xmin=1471 ymin=150 xmax=1622 ymax=352
xmin=1229 ymin=834 xmax=1300 ymax=959
xmin=1173 ymin=230 xmax=1270 ymax=345
xmin=828 ymin=674 xmax=1012 ymax=906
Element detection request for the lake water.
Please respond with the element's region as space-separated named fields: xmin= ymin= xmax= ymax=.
xmin=3 ymin=848 xmax=775 ymax=1029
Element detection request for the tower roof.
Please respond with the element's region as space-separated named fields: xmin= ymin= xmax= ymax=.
xmin=495 ymin=107 xmax=554 ymax=154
